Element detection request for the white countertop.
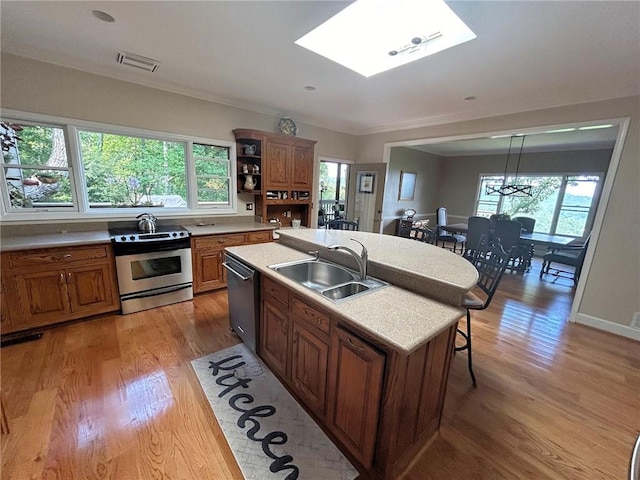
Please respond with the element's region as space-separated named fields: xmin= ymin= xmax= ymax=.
xmin=0 ymin=230 xmax=112 ymax=251
xmin=183 ymin=222 xmax=275 ymax=236
xmin=226 ymin=230 xmax=477 ymax=355
xmin=0 ymin=221 xmax=276 ymax=251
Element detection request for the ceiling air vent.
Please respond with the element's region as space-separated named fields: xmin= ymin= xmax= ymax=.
xmin=116 ymin=51 xmax=160 ymax=73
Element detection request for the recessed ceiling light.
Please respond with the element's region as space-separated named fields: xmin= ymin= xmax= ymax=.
xmin=295 ymin=0 xmax=476 ymax=77
xmin=304 ymin=85 xmax=316 ymax=91
xmin=578 ymin=124 xmax=614 ymax=130
xmin=92 ymin=10 xmax=115 ymax=23
xmin=544 ymin=128 xmax=577 ymax=134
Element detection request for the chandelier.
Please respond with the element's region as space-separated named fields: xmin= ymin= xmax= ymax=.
xmin=485 ymin=135 xmax=532 ymax=197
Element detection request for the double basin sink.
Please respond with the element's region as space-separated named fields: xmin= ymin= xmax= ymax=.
xmin=269 ymin=258 xmax=387 ymax=302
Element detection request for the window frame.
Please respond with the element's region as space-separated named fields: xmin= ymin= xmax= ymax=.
xmin=0 ymin=110 xmax=237 ymax=222
xmin=474 ymin=172 xmax=603 ymax=238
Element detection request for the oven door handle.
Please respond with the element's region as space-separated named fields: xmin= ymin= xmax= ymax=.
xmin=222 ymin=262 xmax=252 ymax=281
xmin=120 ymin=282 xmax=192 ymax=301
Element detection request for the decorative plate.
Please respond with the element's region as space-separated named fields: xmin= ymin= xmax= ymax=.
xmin=278 ymin=117 xmax=298 ymax=137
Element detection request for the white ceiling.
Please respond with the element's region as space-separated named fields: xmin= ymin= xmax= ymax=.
xmin=1 ymin=1 xmax=638 ymax=147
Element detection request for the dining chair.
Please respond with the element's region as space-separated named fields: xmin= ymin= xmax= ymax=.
xmin=457 ymin=236 xmax=513 ymax=386
xmin=327 ymin=218 xmax=359 ymax=231
xmin=462 ymin=216 xmax=491 ymax=261
xmin=512 ymin=216 xmax=536 ymax=233
xmin=493 ymin=219 xmax=524 ymax=271
xmin=407 ymin=225 xmax=436 ymax=244
xmin=540 ymin=234 xmax=591 ymax=285
xmin=436 ymin=206 xmax=466 ymax=253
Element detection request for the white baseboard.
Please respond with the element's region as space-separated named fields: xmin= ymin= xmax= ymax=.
xmin=573 ymin=313 xmax=640 ymax=341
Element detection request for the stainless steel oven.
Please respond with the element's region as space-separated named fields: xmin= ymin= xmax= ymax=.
xmin=110 ymin=227 xmax=193 ymax=314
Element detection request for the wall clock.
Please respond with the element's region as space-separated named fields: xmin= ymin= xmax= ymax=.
xmin=278 ymin=117 xmax=298 ymax=137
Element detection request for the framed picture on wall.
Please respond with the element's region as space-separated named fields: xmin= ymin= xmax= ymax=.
xmin=358 ymin=173 xmax=375 ymax=194
xmin=398 ymin=171 xmax=417 ymax=201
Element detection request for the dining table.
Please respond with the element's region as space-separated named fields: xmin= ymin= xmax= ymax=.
xmin=441 ymin=222 xmax=575 ymax=273
xmin=441 ymin=223 xmax=574 ymax=246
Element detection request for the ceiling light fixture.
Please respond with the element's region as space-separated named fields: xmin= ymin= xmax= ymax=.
xmin=544 ymin=128 xmax=576 ymax=134
xmin=485 ymin=136 xmax=532 ymax=197
xmin=388 ymin=32 xmax=443 ymax=57
xmin=295 ymin=0 xmax=476 ymax=77
xmin=578 ymin=124 xmax=613 ymax=130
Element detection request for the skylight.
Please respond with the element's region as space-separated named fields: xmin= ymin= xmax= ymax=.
xmin=295 ymin=0 xmax=476 ymax=77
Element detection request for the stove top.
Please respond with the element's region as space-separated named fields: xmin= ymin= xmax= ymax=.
xmin=109 ymin=225 xmax=190 ymax=243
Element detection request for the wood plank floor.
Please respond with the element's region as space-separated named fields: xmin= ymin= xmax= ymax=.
xmin=1 ymin=261 xmax=638 ymax=479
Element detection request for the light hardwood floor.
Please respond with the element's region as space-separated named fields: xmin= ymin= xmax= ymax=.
xmin=1 ymin=261 xmax=638 ymax=479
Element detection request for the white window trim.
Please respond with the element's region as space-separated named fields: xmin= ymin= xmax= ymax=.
xmin=474 ymin=171 xmax=604 ymax=238
xmin=0 ymin=109 xmax=237 ymax=223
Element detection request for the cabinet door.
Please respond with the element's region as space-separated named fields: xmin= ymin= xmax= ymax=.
xmin=260 ymin=300 xmax=289 ymax=380
xmin=327 ymin=326 xmax=385 ymax=469
xmin=193 ymin=249 xmax=225 ymax=293
xmin=15 ymin=269 xmax=71 ymax=323
xmin=66 ymin=263 xmax=116 ymax=316
xmin=291 ymin=144 xmax=313 ymax=189
xmin=265 ymin=139 xmax=290 ymax=189
xmin=291 ymin=319 xmax=329 ymax=417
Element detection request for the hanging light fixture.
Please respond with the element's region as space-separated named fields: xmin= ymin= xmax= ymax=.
xmin=485 ymin=135 xmax=532 ymax=197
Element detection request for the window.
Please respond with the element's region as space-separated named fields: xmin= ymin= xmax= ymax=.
xmin=474 ymin=174 xmax=601 ymax=238
xmin=78 ymin=130 xmax=187 ymax=209
xmin=0 ymin=112 xmax=235 ymax=218
xmin=1 ymin=122 xmax=76 ymax=210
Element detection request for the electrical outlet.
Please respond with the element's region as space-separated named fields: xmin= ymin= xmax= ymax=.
xmin=631 ymin=312 xmax=640 ymax=329
xmin=246 ymin=202 xmax=253 ymax=211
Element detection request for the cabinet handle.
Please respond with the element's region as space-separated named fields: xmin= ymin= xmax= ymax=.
xmin=217 ymin=239 xmax=225 ymax=243
xmin=62 ymin=254 xmax=72 ymax=259
xmin=59 ymin=273 xmax=65 ymax=285
xmin=346 ymin=336 xmax=365 ymax=354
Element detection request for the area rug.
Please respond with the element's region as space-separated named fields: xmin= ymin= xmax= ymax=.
xmin=191 ymin=343 xmax=358 ymax=480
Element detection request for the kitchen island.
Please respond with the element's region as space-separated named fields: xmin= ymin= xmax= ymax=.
xmin=225 ymin=229 xmax=477 ymax=479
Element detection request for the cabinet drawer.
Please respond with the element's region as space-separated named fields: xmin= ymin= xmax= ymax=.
xmin=262 ymin=276 xmax=289 ymax=307
xmin=194 ymin=234 xmax=247 ymax=250
xmin=291 ymin=296 xmax=330 ymax=335
xmin=8 ymin=245 xmax=109 ymax=269
xmin=247 ymin=231 xmax=272 ymax=243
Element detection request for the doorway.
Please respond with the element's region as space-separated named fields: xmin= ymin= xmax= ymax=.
xmin=318 ymin=159 xmax=349 ymax=227
xmin=383 ymin=118 xmax=629 ymax=325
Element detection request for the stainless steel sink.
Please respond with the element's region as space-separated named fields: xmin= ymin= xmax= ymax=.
xmin=272 ymin=260 xmax=356 ymax=289
xmin=321 ymin=282 xmax=370 ymax=300
xmin=269 ymin=259 xmax=387 ymax=302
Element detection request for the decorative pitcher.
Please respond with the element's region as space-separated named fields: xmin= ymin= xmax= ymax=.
xmin=243 ymin=174 xmax=257 ymax=191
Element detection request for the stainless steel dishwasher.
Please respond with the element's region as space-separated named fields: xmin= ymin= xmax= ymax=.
xmin=222 ymin=252 xmax=258 ymax=352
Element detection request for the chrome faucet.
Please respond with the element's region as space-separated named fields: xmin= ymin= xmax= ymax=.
xmin=327 ymin=238 xmax=368 ymax=281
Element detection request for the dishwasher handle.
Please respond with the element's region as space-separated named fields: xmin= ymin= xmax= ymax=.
xmin=222 ymin=261 xmax=253 ymax=281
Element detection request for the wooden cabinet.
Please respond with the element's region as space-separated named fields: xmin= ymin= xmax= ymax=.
xmin=291 ymin=143 xmax=313 ymax=189
xmin=264 ymin=138 xmax=290 ymax=189
xmin=290 ymin=297 xmax=330 ymax=416
xmin=233 ymin=129 xmax=316 ymax=228
xmin=1 ymin=244 xmax=119 ymax=335
xmin=327 ymin=326 xmax=384 ymax=469
xmin=192 ymin=229 xmax=272 ymax=293
xmin=257 ymin=272 xmax=457 ymax=479
xmin=259 ymin=276 xmax=385 ymax=465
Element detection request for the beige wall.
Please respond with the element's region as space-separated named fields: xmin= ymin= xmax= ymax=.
xmin=383 ymin=147 xmax=442 ymax=234
xmin=356 ymin=97 xmax=640 ymax=332
xmin=0 ymin=53 xmax=358 ymax=221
